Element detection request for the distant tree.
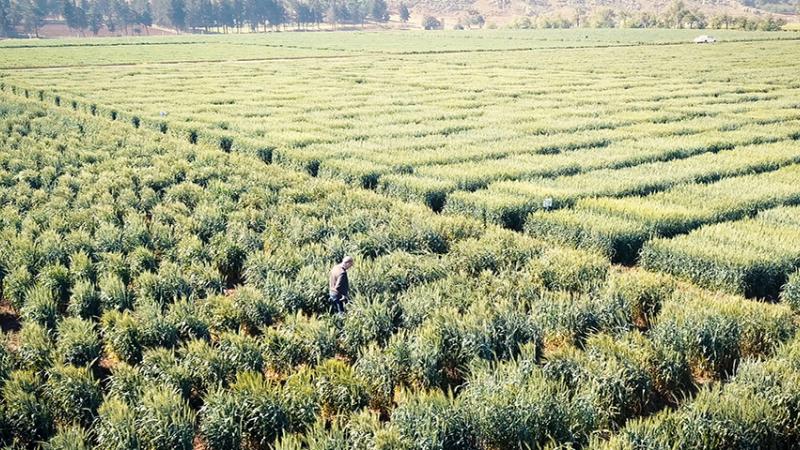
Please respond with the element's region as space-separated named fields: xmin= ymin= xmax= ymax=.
xmin=265 ymin=0 xmax=285 ymax=28
xmin=88 ymin=1 xmax=103 ymax=33
xmin=63 ymin=0 xmax=77 ymax=30
xmin=218 ymin=0 xmax=234 ymax=31
xmin=231 ymin=0 xmax=244 ymax=29
xmin=168 ymin=0 xmax=186 ymax=29
xmin=19 ymin=0 xmax=49 ymax=36
xmin=421 ymin=14 xmax=439 ymax=29
xmin=369 ymin=0 xmax=387 ymax=22
xmin=590 ymin=8 xmax=616 ymax=28
xmin=293 ymin=0 xmax=311 ymax=28
xmin=464 ymin=8 xmax=483 ymax=28
xmin=398 ymin=2 xmax=408 ymax=22
xmin=665 ymin=0 xmax=689 ymax=28
xmin=138 ymin=1 xmax=153 ymax=32
xmin=0 ymin=0 xmax=13 ymax=37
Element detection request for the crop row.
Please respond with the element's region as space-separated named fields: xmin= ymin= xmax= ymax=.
xmin=524 ymin=163 xmax=800 ymax=264
xmin=641 ymin=205 xmax=800 ymax=298
xmin=446 ymin=137 xmax=800 ymax=229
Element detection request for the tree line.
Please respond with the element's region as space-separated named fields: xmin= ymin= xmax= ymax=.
xmin=509 ymin=1 xmax=788 ymax=30
xmin=0 ymin=0 xmax=405 ymax=37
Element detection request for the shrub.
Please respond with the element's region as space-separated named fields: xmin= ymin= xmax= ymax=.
xmin=21 ymin=283 xmax=60 ymax=329
xmin=45 ymin=364 xmax=102 ymax=426
xmin=56 ymin=317 xmax=101 ymax=367
xmin=136 ymin=385 xmax=196 ymax=450
xmin=3 ymin=370 xmax=54 ymax=445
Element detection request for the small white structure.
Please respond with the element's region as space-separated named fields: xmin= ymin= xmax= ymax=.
xmin=693 ymin=35 xmax=717 ymax=44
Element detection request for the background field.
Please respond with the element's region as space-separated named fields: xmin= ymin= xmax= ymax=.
xmin=1 ymin=29 xmax=800 ymax=449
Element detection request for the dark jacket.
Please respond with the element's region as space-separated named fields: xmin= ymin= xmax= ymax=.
xmin=329 ymin=263 xmax=349 ymax=298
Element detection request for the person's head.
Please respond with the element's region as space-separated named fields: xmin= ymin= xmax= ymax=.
xmin=342 ymin=255 xmax=354 ymax=270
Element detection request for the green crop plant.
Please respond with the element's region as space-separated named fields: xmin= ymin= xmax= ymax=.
xmin=229 ymin=371 xmax=290 ymax=448
xmin=37 ymin=263 xmax=72 ymax=304
xmin=135 ymin=385 xmax=196 ymax=450
xmin=42 ymin=424 xmax=92 ymax=450
xmin=45 ymin=364 xmax=101 ymax=427
xmin=55 ymin=317 xmax=101 ymax=367
xmin=166 ymin=297 xmax=211 ymax=340
xmin=99 ymin=274 xmax=132 ymax=312
xmin=216 ymin=331 xmax=265 ymax=377
xmin=106 ymin=362 xmax=146 ymax=404
xmin=68 ymin=251 xmax=94 ymax=282
xmin=16 ymin=321 xmax=53 ymax=371
xmin=179 ymin=338 xmax=232 ymax=393
xmin=340 ymin=295 xmax=400 ymax=358
xmin=2 ymin=370 xmax=54 ymax=445
xmin=353 ymin=338 xmax=410 ymax=413
xmin=101 ymin=309 xmax=142 ymax=364
xmin=390 ymin=389 xmax=475 ymax=450
xmin=67 ymin=279 xmax=99 ymax=319
xmin=651 ymin=288 xmax=795 ymax=379
xmin=2 ymin=35 xmax=800 ymax=450
xmin=139 ymin=348 xmax=194 ymax=400
xmin=21 ymin=283 xmax=60 ymax=329
xmin=603 ymin=268 xmax=677 ymax=329
xmin=780 ymin=269 xmax=800 ymax=312
xmin=199 ymin=387 xmax=245 ymax=450
xmin=95 ymin=397 xmax=139 ymax=450
xmin=2 ymin=265 xmax=33 ymax=310
xmin=133 ymin=299 xmax=179 ymax=349
xmin=231 ymin=285 xmax=281 ymax=332
xmin=313 ymin=358 xmax=369 ymax=419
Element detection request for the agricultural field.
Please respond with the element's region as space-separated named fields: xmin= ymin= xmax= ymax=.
xmin=0 ymin=29 xmax=799 ymax=449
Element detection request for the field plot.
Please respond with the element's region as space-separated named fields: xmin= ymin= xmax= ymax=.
xmin=1 ymin=29 xmax=800 ymax=449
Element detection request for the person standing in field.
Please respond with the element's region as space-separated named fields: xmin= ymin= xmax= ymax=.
xmin=329 ymin=256 xmax=353 ymax=314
